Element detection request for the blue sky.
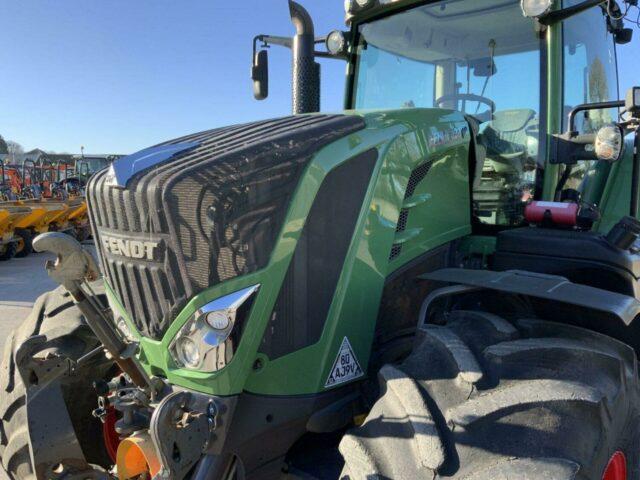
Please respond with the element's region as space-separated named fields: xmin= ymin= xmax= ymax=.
xmin=0 ymin=1 xmax=638 ymax=154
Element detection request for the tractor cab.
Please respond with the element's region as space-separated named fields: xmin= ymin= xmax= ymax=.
xmin=345 ymin=0 xmax=634 ymax=231
xmin=338 ymin=1 xmax=640 ymax=303
xmin=348 ymin=0 xmax=547 ymax=226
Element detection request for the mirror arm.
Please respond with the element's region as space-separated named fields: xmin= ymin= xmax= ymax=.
xmin=254 ymin=36 xmax=345 ymax=60
xmin=254 ymin=35 xmax=293 ymax=53
xmin=314 ymin=51 xmax=347 ymax=60
xmin=567 ymin=100 xmax=625 ymax=136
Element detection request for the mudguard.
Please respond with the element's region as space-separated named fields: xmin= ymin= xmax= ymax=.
xmin=420 ymin=268 xmax=640 ymax=326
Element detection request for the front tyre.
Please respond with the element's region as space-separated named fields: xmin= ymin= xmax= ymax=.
xmin=0 ymin=286 xmax=113 ymax=479
xmin=340 ymin=311 xmax=640 ymax=479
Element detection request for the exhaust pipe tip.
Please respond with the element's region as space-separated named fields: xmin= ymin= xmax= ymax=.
xmin=288 ymin=0 xmax=314 ymax=36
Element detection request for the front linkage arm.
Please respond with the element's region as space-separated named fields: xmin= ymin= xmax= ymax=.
xmin=33 ymin=232 xmax=154 ymax=391
xmin=32 ymin=233 xmax=223 ymax=479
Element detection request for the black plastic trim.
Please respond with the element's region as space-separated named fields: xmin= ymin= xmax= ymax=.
xmin=259 ymin=149 xmax=379 ymax=360
xmin=421 ymin=268 xmax=640 ymax=325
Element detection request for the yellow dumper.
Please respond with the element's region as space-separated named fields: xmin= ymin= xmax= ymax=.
xmin=67 ymin=198 xmax=90 ymax=241
xmin=0 ymin=204 xmax=33 ymax=260
xmin=10 ymin=198 xmax=85 ymax=255
xmin=0 ymin=197 xmax=91 ymax=260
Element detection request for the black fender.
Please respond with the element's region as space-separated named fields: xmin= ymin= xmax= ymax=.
xmin=419 ymin=268 xmax=640 ymax=326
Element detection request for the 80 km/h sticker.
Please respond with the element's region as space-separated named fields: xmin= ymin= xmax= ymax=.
xmin=325 ymin=337 xmax=364 ymax=388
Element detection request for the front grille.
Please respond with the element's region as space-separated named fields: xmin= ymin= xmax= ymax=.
xmin=88 ymin=115 xmax=365 ymax=339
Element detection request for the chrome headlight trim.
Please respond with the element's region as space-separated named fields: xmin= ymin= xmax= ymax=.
xmin=169 ymin=285 xmax=260 ymax=372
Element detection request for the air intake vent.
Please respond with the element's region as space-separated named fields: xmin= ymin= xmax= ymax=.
xmin=389 ymin=161 xmax=432 ymax=261
xmin=260 ymin=149 xmax=378 ymax=360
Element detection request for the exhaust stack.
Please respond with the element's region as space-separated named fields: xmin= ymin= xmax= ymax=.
xmin=289 ymin=0 xmax=320 ymax=114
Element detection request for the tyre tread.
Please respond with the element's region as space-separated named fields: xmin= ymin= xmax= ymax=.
xmin=340 ymin=311 xmax=640 ymax=480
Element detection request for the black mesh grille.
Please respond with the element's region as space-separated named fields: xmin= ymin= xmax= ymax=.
xmin=406 ymin=162 xmax=432 ymax=197
xmin=88 ymin=115 xmax=365 ymax=339
xmin=389 ymin=244 xmax=403 ymax=259
xmin=389 ymin=161 xmax=432 ymax=261
xmin=259 ymin=149 xmax=379 ymax=360
xmin=396 ymin=210 xmax=409 ymax=233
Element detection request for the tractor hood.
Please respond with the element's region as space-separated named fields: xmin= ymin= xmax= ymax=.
xmin=87 ymin=114 xmax=365 ymax=339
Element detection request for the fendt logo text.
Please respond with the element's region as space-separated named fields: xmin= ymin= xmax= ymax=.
xmin=101 ymin=236 xmax=160 ymax=261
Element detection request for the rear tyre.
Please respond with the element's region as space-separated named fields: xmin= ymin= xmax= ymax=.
xmin=0 ymin=242 xmax=17 ymax=262
xmin=0 ymin=286 xmax=114 ymax=479
xmin=340 ymin=311 xmax=640 ymax=479
xmin=13 ymin=230 xmax=33 ymax=258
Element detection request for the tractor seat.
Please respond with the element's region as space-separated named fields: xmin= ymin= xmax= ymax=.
xmin=479 ymin=109 xmax=536 ymax=174
xmin=494 ymin=227 xmax=640 ymax=297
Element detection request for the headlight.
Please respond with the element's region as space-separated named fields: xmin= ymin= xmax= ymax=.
xmin=175 ymin=337 xmax=201 ymax=369
xmin=595 ymin=124 xmax=624 ymax=162
xmin=344 ymin=0 xmax=357 ymax=14
xmin=107 ymin=291 xmax=138 ymax=343
xmin=169 ymin=285 xmax=259 ymax=372
xmin=345 ymin=0 xmax=376 ymax=14
xmin=206 ymin=311 xmax=231 ymax=330
xmin=326 ymin=31 xmax=347 ymax=56
xmin=521 ymin=0 xmax=552 ymax=18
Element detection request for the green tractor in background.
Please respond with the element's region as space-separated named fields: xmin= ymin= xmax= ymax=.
xmin=3 ymin=0 xmax=640 ymax=478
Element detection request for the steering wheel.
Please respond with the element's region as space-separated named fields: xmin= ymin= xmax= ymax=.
xmin=436 ymin=94 xmax=496 ymax=123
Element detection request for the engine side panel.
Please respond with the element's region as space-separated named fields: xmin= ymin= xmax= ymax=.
xmin=245 ymin=108 xmax=471 ymax=395
xmin=258 ymin=149 xmax=380 ymax=361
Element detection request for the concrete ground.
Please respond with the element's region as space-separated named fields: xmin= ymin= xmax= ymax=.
xmin=0 ymin=251 xmax=57 ymax=351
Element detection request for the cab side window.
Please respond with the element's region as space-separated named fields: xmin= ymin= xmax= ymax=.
xmin=562 ymin=1 xmax=619 ymax=191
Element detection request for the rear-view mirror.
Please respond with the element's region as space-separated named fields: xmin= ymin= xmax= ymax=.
xmin=471 ymin=57 xmax=497 ymax=77
xmin=615 ymin=28 xmax=634 ymax=45
xmin=252 ymin=50 xmax=269 ymax=101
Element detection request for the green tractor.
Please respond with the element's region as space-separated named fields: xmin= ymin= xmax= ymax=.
xmin=3 ymin=0 xmax=640 ymax=478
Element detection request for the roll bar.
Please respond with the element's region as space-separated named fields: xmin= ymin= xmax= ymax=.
xmin=22 ymin=159 xmax=36 ymax=186
xmin=37 ymin=155 xmax=55 ymax=183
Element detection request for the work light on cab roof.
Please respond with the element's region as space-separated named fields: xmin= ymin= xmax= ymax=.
xmin=521 ymin=0 xmax=553 ymax=17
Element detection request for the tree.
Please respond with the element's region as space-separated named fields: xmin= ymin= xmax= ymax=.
xmin=0 ymin=135 xmax=7 ymax=155
xmin=588 ymin=57 xmax=613 ymax=128
xmin=6 ymin=141 xmax=24 ymax=158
